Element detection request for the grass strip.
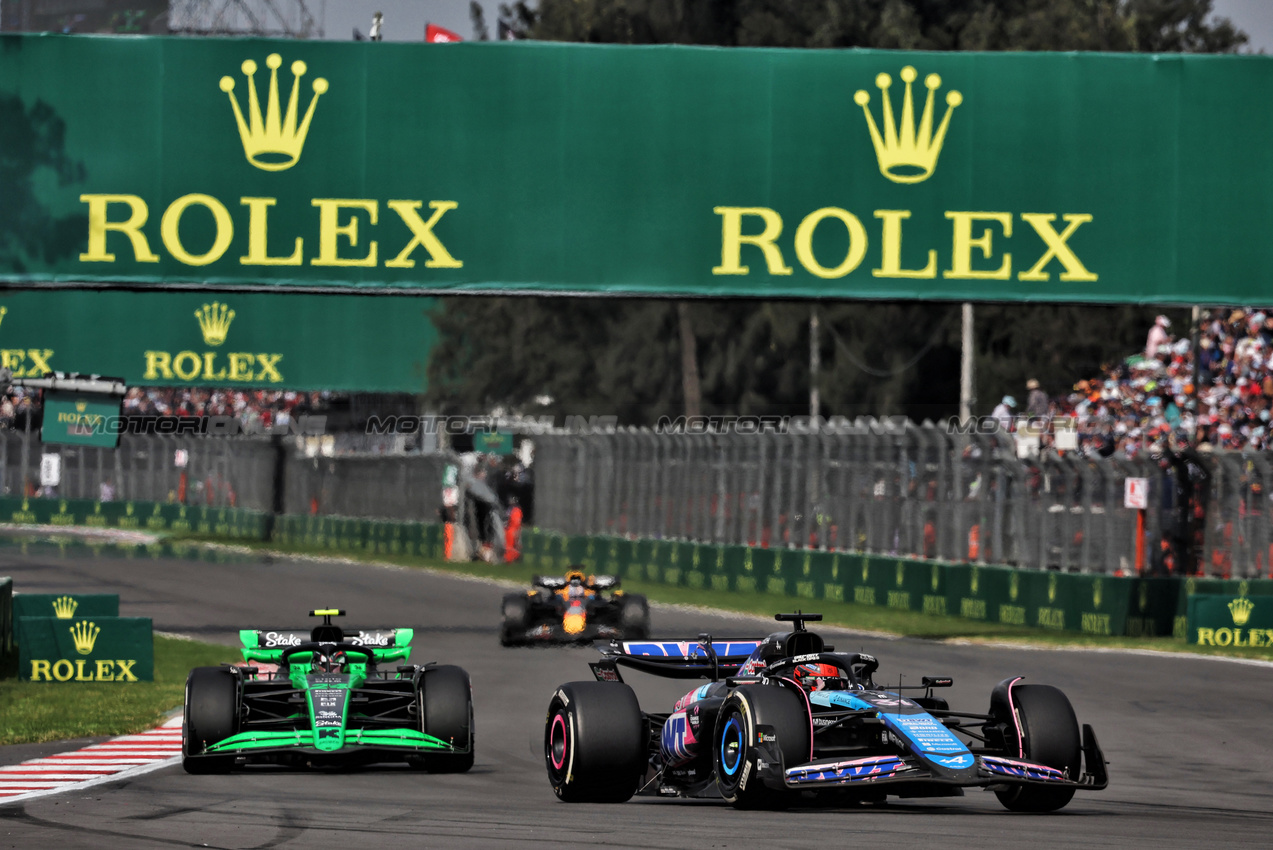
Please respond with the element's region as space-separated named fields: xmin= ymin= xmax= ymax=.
xmin=0 ymin=635 xmax=239 ymax=746
xmin=172 ymin=534 xmax=1273 ymax=662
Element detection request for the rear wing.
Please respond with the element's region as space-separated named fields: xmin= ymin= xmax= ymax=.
xmin=239 ymin=628 xmax=414 ymax=664
xmin=593 ymin=639 xmax=763 ymax=681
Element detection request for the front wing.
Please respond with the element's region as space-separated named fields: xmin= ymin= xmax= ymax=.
xmin=754 ymin=724 xmax=1109 ymax=795
xmin=195 ymin=727 xmax=465 ymax=761
xmin=507 ymin=621 xmax=624 ymax=644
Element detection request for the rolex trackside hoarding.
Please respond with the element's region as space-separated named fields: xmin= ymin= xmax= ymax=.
xmin=1186 ymin=594 xmax=1273 ymax=650
xmin=17 ymin=616 xmax=154 ymax=681
xmin=0 ymin=290 xmax=437 ymax=392
xmin=13 ymin=593 xmax=119 ymax=622
xmin=2 ymin=36 xmax=1273 ymax=304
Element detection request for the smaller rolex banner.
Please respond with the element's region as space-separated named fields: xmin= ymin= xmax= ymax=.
xmin=0 ymin=577 xmax=12 ymax=659
xmin=1186 ymin=594 xmax=1273 ymax=651
xmin=13 ymin=593 xmax=120 ymax=623
xmin=17 ymin=616 xmax=154 ymax=682
xmin=0 ymin=290 xmax=438 ymax=393
xmin=41 ymin=390 xmax=123 ymax=448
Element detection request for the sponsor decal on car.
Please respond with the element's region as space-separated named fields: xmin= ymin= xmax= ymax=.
xmin=786 ymin=756 xmax=907 ymax=785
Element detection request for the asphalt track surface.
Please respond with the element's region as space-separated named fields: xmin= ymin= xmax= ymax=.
xmin=2 ymin=542 xmax=1271 ymax=849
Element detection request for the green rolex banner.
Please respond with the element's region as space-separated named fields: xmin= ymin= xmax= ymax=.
xmin=0 ymin=289 xmax=437 ymax=392
xmin=18 ymin=616 xmax=154 ymax=682
xmin=1187 ymin=594 xmax=1273 ymax=650
xmin=13 ymin=593 xmax=119 ymax=622
xmin=41 ymin=390 xmax=123 ymax=448
xmin=3 ymin=36 xmax=1273 ymax=304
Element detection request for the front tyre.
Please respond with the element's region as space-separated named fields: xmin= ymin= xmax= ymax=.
xmin=500 ymin=594 xmax=529 ymax=646
xmin=416 ymin=665 xmax=475 ymax=773
xmin=545 ymin=682 xmax=645 ymax=803
xmin=994 ymin=684 xmax=1081 ymax=812
xmin=714 ymin=684 xmax=810 ymax=809
xmin=618 ymin=594 xmax=650 ymax=640
xmin=182 ymin=667 xmax=238 ymax=774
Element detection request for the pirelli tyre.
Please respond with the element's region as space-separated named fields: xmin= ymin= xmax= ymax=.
xmin=500 ymin=594 xmax=530 ymax=646
xmin=993 ymin=684 xmax=1082 ymax=812
xmin=183 ymin=666 xmax=239 ymax=774
xmin=545 ymin=682 xmax=646 ymax=803
xmin=618 ymin=594 xmax=650 ymax=640
xmin=408 ymin=664 xmax=475 ymax=773
xmin=714 ymin=684 xmax=810 ymax=809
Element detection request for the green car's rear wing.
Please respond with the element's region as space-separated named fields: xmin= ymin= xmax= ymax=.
xmin=239 ymin=627 xmax=414 ymax=665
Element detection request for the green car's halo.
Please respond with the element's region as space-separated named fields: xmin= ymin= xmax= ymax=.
xmin=182 ymin=609 xmax=474 ymax=773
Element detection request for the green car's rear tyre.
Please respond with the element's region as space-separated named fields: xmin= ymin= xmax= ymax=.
xmin=993 ymin=684 xmax=1082 ymax=813
xmin=183 ymin=666 xmax=238 ymax=774
xmin=545 ymin=681 xmax=646 ymax=803
xmin=415 ymin=665 xmax=475 ymax=773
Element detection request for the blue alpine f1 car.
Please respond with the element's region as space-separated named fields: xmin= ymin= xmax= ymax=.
xmin=545 ymin=612 xmax=1108 ymax=810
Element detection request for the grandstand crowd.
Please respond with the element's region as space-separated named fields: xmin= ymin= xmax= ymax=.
xmin=1001 ymin=308 xmax=1273 ymax=458
xmin=4 ymin=310 xmax=1272 ymax=461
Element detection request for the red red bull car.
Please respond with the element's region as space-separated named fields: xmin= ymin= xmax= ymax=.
xmin=544 ymin=612 xmax=1108 ymax=809
xmin=500 ymin=568 xmax=649 ymax=646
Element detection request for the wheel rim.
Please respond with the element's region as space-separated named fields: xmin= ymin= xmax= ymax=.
xmin=719 ymin=716 xmax=744 ymax=777
xmin=549 ymin=712 xmax=568 ymax=770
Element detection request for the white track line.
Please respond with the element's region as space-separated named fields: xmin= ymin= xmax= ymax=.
xmin=0 ymin=715 xmax=183 ymax=804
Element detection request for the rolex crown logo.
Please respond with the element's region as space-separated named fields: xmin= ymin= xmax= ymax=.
xmin=1048 ymin=573 xmax=1058 ymax=602
xmin=0 ymin=305 xmax=7 ymax=329
xmin=52 ymin=595 xmax=78 ymax=619
xmin=854 ymin=65 xmax=962 ymax=184
xmin=70 ymin=620 xmax=101 ymax=655
xmin=195 ymin=302 xmax=235 ymax=346
xmin=1229 ymin=596 xmax=1255 ymax=627
xmin=220 ymin=53 xmax=328 ymax=172
xmin=76 ymin=401 xmax=87 ymax=413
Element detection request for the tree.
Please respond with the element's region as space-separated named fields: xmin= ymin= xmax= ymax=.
xmin=431 ymin=1 xmax=1246 ymax=421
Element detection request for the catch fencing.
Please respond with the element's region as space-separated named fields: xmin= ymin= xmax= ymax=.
xmin=531 ymin=421 xmax=1272 ymax=580
xmin=0 ymin=427 xmax=447 ymax=526
xmin=5 ymin=421 xmax=1269 ymax=579
xmin=0 ymin=428 xmax=276 ymax=513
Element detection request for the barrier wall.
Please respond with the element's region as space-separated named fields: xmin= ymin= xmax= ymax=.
xmin=0 ymin=497 xmax=270 ymax=539
xmin=7 ymin=504 xmax=1273 ymax=644
xmin=518 ymin=528 xmax=1273 ymax=642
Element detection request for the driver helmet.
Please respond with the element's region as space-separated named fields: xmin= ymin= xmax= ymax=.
xmin=794 ymin=662 xmax=844 ymax=691
xmin=565 ymin=569 xmax=587 ymax=597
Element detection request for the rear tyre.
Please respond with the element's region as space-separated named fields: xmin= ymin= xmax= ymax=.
xmin=500 ymin=594 xmax=529 ymax=646
xmin=993 ymin=684 xmax=1082 ymax=812
xmin=417 ymin=665 xmax=475 ymax=773
xmin=183 ymin=667 xmax=238 ymax=774
xmin=545 ymin=682 xmax=646 ymax=803
xmin=618 ymin=594 xmax=650 ymax=640
xmin=714 ymin=684 xmax=809 ymax=809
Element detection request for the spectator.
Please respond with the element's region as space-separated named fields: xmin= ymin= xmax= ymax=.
xmin=991 ymin=395 xmax=1016 ymax=431
xmin=1145 ymin=314 xmax=1171 ymax=359
xmin=1025 ymin=379 xmax=1049 ymax=418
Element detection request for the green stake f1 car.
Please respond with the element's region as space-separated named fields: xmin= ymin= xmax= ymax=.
xmin=182 ymin=609 xmax=474 ymax=773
